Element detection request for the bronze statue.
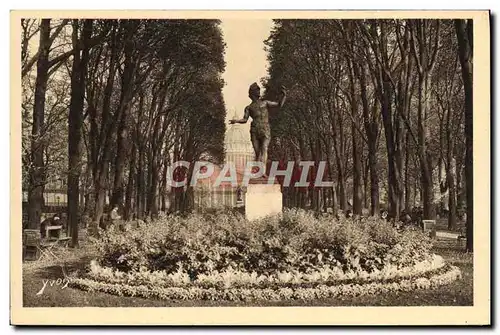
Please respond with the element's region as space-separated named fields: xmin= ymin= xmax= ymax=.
xmin=229 ymin=83 xmax=286 ymax=167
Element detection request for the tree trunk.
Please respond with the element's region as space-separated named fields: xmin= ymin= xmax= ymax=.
xmin=351 ymin=122 xmax=363 ymax=215
xmin=124 ymin=141 xmax=137 ymax=221
xmin=356 ymin=61 xmax=380 ymax=216
xmin=148 ymin=159 xmax=160 ymax=218
xmin=90 ymin=27 xmax=119 ymax=233
xmin=445 ymin=87 xmax=458 ymax=230
xmin=27 ymin=19 xmax=51 ymax=230
xmin=456 ymin=160 xmax=465 ymax=210
xmin=323 ymin=188 xmax=328 ymax=213
xmin=404 ymin=130 xmax=411 ymax=210
xmin=331 ymin=184 xmax=337 ymax=215
xmin=110 ymin=23 xmax=136 ymax=209
xmin=333 ymin=129 xmax=347 ymax=211
xmin=348 ymin=64 xmax=363 ymax=216
xmin=67 ymin=19 xmax=92 ymax=247
xmin=337 ymin=168 xmax=347 ymax=211
xmin=455 ymin=19 xmax=473 ymax=252
xmin=367 ymin=141 xmax=380 ymax=216
xmin=421 ymin=159 xmax=435 ymax=219
xmin=417 ymin=74 xmax=435 ymax=220
xmin=410 ymin=20 xmax=439 ymax=221
xmin=363 ymin=161 xmax=369 ymax=210
xmin=160 ymin=155 xmax=170 ymax=212
xmin=446 ymin=161 xmax=457 ymax=230
xmin=83 ymin=167 xmax=94 ymax=216
xmin=136 ymin=145 xmax=146 ymax=220
xmin=94 ymin=182 xmax=107 ymax=230
xmin=380 ymin=79 xmax=401 ymax=220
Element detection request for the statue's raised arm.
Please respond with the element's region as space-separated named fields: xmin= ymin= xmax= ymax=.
xmin=229 ymin=106 xmax=250 ymax=124
xmin=265 ymin=85 xmax=287 ymax=108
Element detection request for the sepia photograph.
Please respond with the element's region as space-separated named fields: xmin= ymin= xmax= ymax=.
xmin=10 ymin=10 xmax=490 ymax=325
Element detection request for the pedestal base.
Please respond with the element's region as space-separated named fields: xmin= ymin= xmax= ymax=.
xmin=245 ymin=183 xmax=282 ymax=221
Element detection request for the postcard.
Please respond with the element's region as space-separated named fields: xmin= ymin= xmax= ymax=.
xmin=10 ymin=10 xmax=490 ymax=326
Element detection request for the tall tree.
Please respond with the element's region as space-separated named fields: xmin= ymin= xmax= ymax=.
xmin=455 ymin=19 xmax=473 ymax=252
xmin=110 ymin=20 xmax=140 ymax=210
xmin=67 ymin=19 xmax=93 ymax=247
xmin=88 ymin=22 xmax=121 ymax=232
xmin=433 ymin=21 xmax=462 ymax=230
xmin=264 ymin=19 xmax=468 ymax=226
xmin=342 ymin=22 xmax=363 ymax=215
xmin=358 ymin=20 xmax=405 ymax=220
xmin=27 ymin=19 xmax=51 ymax=230
xmin=409 ymin=19 xmax=441 ymax=220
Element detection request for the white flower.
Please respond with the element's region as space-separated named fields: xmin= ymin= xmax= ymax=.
xmin=414 ymin=278 xmax=431 ymax=289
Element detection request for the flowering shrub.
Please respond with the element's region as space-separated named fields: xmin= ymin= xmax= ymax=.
xmin=91 ymin=209 xmax=433 ymax=276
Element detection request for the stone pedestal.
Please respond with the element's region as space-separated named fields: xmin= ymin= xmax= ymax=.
xmin=245 ymin=179 xmax=282 ymax=221
xmin=422 ymin=219 xmax=437 ymax=239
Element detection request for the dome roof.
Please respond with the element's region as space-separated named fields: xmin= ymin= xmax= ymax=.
xmin=225 ymin=111 xmax=254 ymax=154
xmin=225 ymin=125 xmax=248 ymax=144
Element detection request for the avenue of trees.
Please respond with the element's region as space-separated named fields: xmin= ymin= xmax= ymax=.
xmin=21 ymin=18 xmax=474 ymax=253
xmin=22 ymin=19 xmax=227 ymax=246
xmin=263 ymin=19 xmax=473 ymax=251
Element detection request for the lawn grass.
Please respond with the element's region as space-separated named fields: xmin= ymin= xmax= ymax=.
xmin=22 ymin=236 xmax=473 ymax=307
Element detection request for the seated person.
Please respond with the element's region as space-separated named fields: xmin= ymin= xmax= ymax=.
xmin=40 ymin=214 xmax=60 ymax=238
xmin=57 ymin=212 xmax=68 ymax=233
xmin=110 ymin=206 xmax=121 ymax=222
xmin=107 ymin=206 xmax=123 ymax=231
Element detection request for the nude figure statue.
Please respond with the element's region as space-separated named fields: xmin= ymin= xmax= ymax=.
xmin=229 ymin=82 xmax=287 ymax=168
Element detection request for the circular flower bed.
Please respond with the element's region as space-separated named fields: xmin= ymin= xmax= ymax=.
xmin=73 ymin=209 xmax=462 ymax=301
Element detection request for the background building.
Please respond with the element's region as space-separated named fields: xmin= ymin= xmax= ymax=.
xmin=193 ymin=117 xmax=254 ymax=210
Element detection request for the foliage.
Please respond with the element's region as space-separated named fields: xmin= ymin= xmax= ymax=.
xmin=22 ymin=19 xmax=228 ymax=230
xmin=263 ymin=19 xmax=469 ymax=229
xmin=92 ymin=209 xmax=434 ymax=276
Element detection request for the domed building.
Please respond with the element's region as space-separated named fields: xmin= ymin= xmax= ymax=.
xmin=225 ymin=121 xmax=255 ymax=173
xmin=193 ymin=112 xmax=255 ymax=210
